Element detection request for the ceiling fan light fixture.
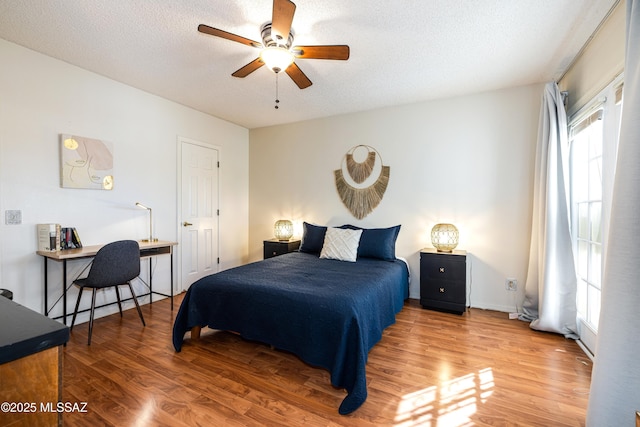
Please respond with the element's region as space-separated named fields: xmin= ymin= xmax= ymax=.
xmin=260 ymin=46 xmax=294 ymax=73
xmin=198 ymin=0 xmax=348 ymax=89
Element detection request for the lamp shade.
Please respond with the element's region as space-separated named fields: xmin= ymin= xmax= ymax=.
xmin=274 ymin=219 xmax=294 ymax=241
xmin=431 ymin=223 xmax=459 ymax=252
xmin=260 ymin=47 xmax=294 ymax=73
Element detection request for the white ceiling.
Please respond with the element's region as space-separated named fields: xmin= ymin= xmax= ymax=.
xmin=0 ymin=0 xmax=618 ymax=129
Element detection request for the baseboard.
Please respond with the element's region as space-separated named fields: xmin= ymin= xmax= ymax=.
xmin=576 ymin=339 xmax=595 ymax=362
xmin=468 ymin=302 xmax=519 ymax=313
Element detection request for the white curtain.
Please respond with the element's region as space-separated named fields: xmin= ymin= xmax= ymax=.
xmin=587 ymin=0 xmax=640 ymax=424
xmin=520 ymin=82 xmax=578 ymax=337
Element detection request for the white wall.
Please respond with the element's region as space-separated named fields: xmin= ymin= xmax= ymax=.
xmin=0 ymin=39 xmax=249 ymax=321
xmin=249 ymin=84 xmax=543 ymax=312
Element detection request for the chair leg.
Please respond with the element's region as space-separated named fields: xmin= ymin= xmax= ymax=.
xmin=115 ymin=286 xmax=123 ymax=317
xmin=70 ymin=287 xmax=84 ymax=331
xmin=127 ymin=282 xmax=146 ymax=327
xmin=87 ymin=288 xmax=97 ymax=345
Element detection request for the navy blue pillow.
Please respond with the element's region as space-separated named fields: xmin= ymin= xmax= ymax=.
xmin=299 ymin=222 xmax=327 ymax=254
xmin=339 ymin=224 xmax=401 ymax=261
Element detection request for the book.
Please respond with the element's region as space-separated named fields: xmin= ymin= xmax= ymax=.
xmin=37 ymin=224 xmax=61 ymax=251
xmin=60 ymin=227 xmax=83 ymax=250
xmin=72 ymin=228 xmax=83 ymax=248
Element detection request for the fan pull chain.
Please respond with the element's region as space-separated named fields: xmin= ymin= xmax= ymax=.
xmin=274 ymin=73 xmax=280 ymax=109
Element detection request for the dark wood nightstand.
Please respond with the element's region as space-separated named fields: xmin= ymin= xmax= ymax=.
xmin=420 ymin=248 xmax=467 ymax=314
xmin=263 ymin=239 xmax=301 ymax=259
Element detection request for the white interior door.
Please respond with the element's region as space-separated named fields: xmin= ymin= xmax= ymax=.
xmin=180 ymin=139 xmax=219 ymax=290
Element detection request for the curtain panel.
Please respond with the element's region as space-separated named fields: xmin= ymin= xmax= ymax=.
xmin=587 ymin=0 xmax=640 ymax=424
xmin=520 ymin=82 xmax=578 ymax=338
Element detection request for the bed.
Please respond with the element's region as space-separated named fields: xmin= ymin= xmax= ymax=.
xmin=172 ymin=223 xmax=409 ymax=414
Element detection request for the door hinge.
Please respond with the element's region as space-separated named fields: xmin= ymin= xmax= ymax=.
xmin=217 ymin=209 xmax=220 ymax=216
xmin=217 ymin=257 xmax=220 ymax=264
xmin=217 ymin=161 xmax=220 ymax=168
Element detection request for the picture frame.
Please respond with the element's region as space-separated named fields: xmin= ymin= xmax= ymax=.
xmin=60 ymin=134 xmax=114 ymax=190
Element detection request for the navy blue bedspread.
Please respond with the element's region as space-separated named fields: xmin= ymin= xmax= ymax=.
xmin=172 ymin=251 xmax=409 ymax=414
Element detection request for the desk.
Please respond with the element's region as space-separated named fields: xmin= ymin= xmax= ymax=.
xmin=37 ymin=240 xmax=177 ymax=324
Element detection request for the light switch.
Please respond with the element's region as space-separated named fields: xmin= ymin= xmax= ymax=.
xmin=5 ymin=210 xmax=22 ymax=225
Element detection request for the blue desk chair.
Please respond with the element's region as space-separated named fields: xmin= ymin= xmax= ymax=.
xmin=70 ymin=240 xmax=146 ymax=345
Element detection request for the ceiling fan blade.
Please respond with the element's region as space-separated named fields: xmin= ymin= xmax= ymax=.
xmin=232 ymin=58 xmax=265 ymax=78
xmin=285 ymin=62 xmax=312 ymax=89
xmin=293 ymin=45 xmax=350 ymax=60
xmin=198 ymin=24 xmax=262 ymax=48
xmin=271 ymin=0 xmax=296 ymax=42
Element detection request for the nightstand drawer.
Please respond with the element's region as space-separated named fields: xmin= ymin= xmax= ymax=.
xmin=420 ymin=280 xmax=465 ymax=304
xmin=421 ymin=256 xmax=465 ymax=281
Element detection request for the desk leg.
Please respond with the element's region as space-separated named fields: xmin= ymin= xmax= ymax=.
xmin=170 ymin=250 xmax=174 ymax=310
xmin=62 ymin=260 xmax=67 ymax=325
xmin=44 ymin=257 xmax=49 ymax=316
xmin=148 ymin=258 xmax=153 ymax=304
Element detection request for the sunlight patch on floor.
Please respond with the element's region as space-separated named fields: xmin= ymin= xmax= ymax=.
xmin=394 ymin=368 xmax=494 ymax=427
xmin=133 ymin=398 xmax=155 ymax=427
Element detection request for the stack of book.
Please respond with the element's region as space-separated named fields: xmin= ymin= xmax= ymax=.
xmin=37 ymin=224 xmax=82 ymax=251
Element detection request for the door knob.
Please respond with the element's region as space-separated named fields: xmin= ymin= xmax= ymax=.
xmin=183 ymin=221 xmax=193 ymax=227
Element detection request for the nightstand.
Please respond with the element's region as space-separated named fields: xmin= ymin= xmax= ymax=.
xmin=263 ymin=239 xmax=301 ymax=259
xmin=420 ymin=248 xmax=467 ymax=314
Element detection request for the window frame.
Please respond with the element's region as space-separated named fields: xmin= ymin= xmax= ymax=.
xmin=568 ymin=74 xmax=623 ymax=355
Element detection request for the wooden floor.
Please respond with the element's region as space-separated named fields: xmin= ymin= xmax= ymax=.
xmin=61 ymin=294 xmax=592 ymax=426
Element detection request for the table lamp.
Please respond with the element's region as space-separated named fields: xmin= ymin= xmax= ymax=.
xmin=431 ymin=223 xmax=459 ymax=252
xmin=136 ymin=202 xmax=157 ymax=242
xmin=274 ymin=219 xmax=294 ymax=241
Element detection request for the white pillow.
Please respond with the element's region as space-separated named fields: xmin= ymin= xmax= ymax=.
xmin=320 ymin=227 xmax=363 ymax=262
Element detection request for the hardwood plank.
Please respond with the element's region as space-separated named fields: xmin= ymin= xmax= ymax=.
xmin=62 ymin=295 xmax=591 ymax=426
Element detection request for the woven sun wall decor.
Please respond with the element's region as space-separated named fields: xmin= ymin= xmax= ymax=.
xmin=334 ymin=145 xmax=390 ymax=220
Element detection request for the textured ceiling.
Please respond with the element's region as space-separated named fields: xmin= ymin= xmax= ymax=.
xmin=0 ymin=0 xmax=618 ymax=129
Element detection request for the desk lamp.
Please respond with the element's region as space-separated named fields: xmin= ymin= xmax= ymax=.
xmin=135 ymin=202 xmax=157 ymax=242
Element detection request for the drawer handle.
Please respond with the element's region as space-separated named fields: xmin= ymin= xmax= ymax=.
xmin=439 ymin=267 xmax=445 ymax=273
xmin=439 ymin=287 xmax=445 ymax=293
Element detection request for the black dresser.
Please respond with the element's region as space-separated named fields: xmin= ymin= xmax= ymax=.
xmin=420 ymin=248 xmax=467 ymax=314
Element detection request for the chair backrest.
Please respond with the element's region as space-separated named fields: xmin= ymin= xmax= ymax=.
xmin=85 ymin=240 xmax=141 ymax=287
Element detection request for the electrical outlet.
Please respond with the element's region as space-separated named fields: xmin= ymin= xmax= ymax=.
xmin=505 ymin=278 xmax=517 ymax=291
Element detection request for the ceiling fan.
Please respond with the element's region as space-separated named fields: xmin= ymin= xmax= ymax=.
xmin=198 ymin=0 xmax=350 ymax=90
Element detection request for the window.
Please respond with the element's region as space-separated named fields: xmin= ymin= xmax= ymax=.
xmin=568 ymin=77 xmax=622 ymax=354
xmin=571 ymin=108 xmax=603 ymax=330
